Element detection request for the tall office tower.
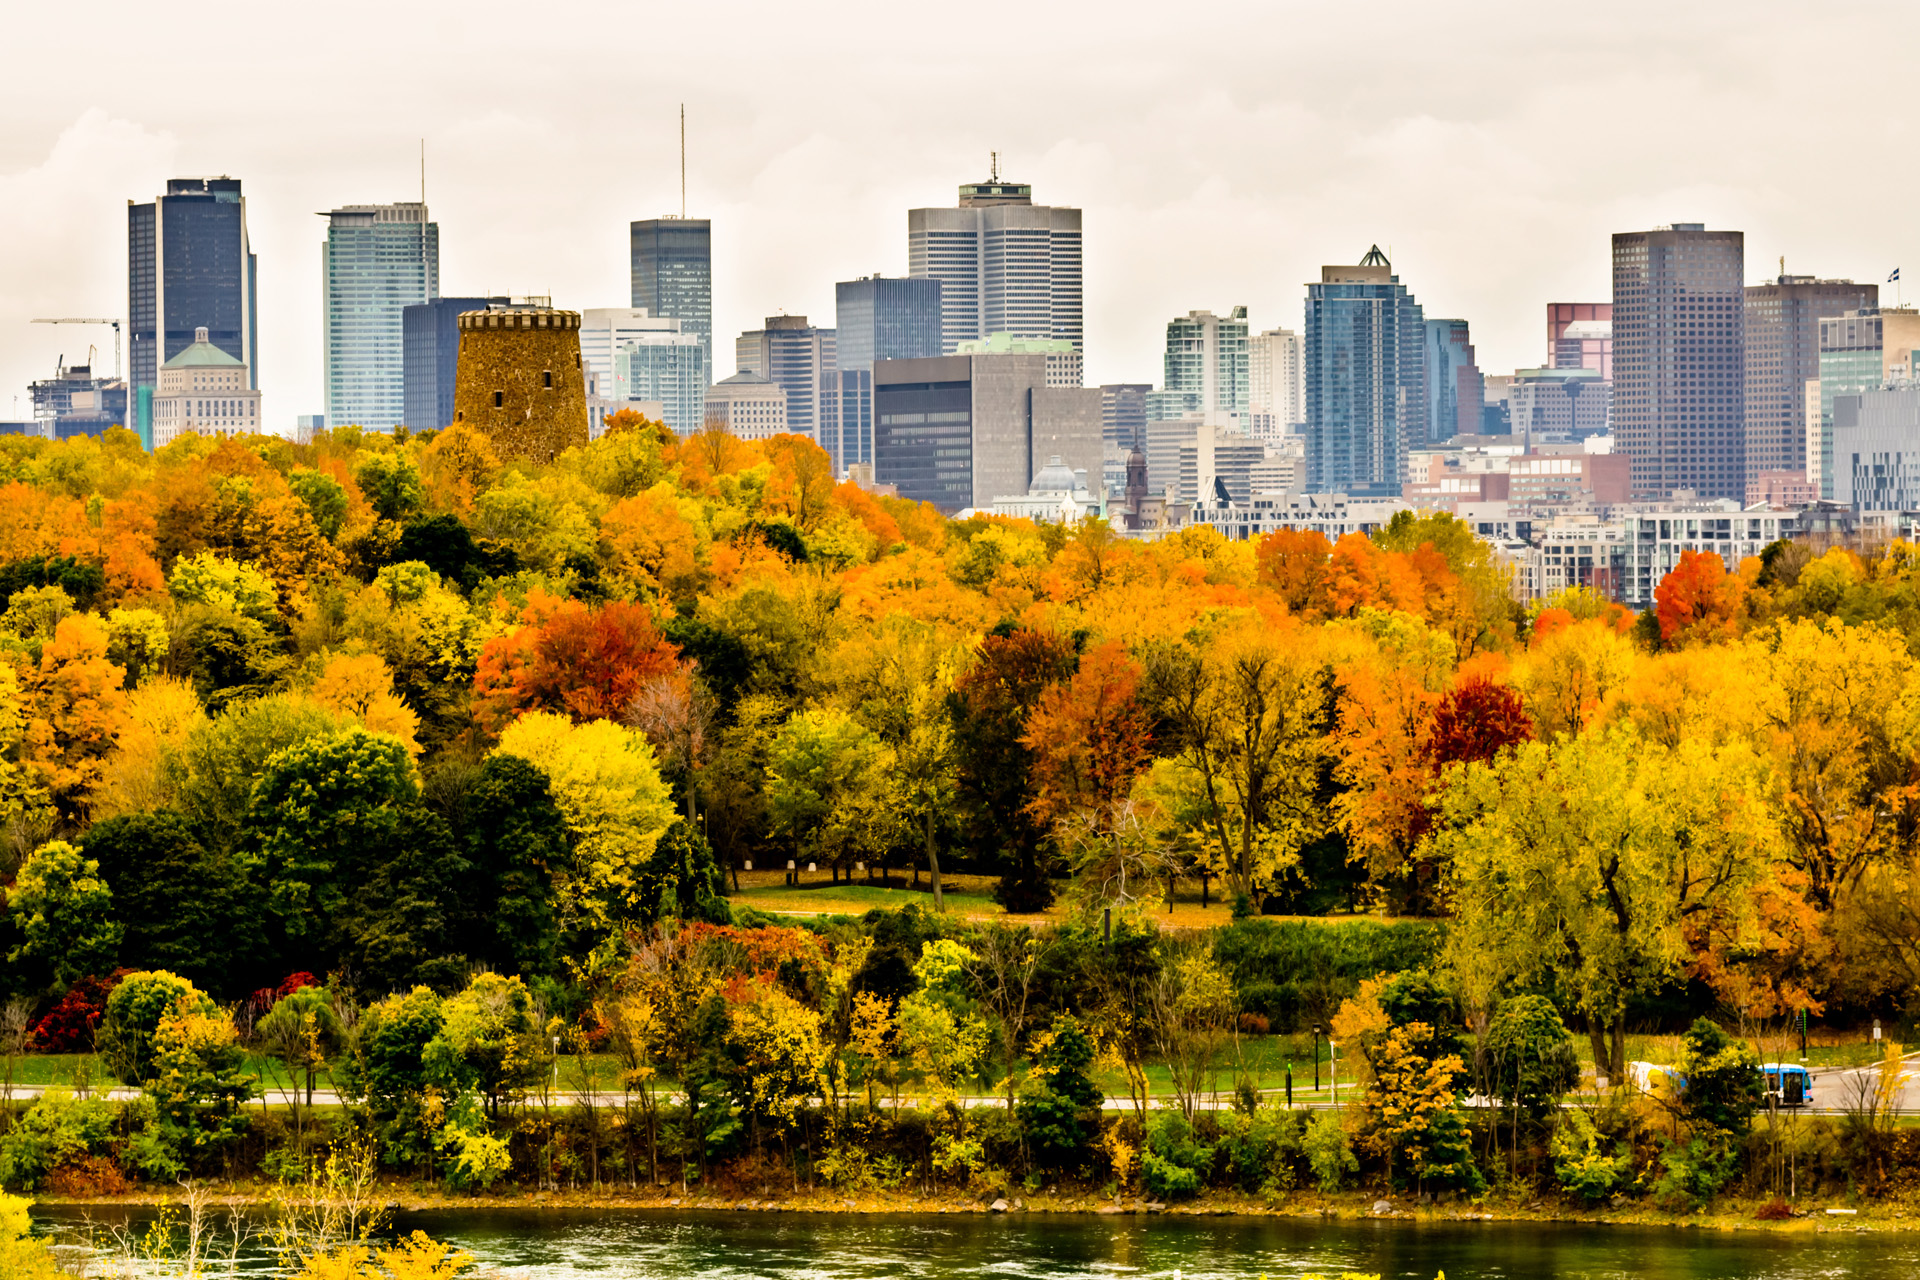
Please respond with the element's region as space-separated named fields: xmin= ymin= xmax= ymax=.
xmin=1611 ymin=224 xmax=1745 ymax=500
xmin=405 ymin=297 xmax=507 ymax=431
xmin=321 ymin=203 xmax=439 ymax=432
xmin=1303 ymin=246 xmax=1426 ymax=496
xmin=1743 ymin=273 xmax=1876 ymax=493
xmin=129 ymin=177 xmax=259 ymax=441
xmin=1547 ymin=303 xmax=1612 ymax=373
xmin=579 ymin=308 xmax=708 ymax=433
xmin=873 ymin=353 xmax=1101 ymax=511
xmin=736 ymin=316 xmax=836 ymax=442
xmin=825 ymin=276 xmax=944 ymax=473
xmin=907 ymin=169 xmax=1082 ymax=355
xmin=1099 ymin=383 xmax=1150 ymax=494
xmin=1809 ymin=307 xmax=1920 ymax=498
xmin=1249 ymin=328 xmax=1303 ymax=438
xmin=1163 ymin=307 xmax=1250 ymax=422
xmin=631 ymin=218 xmax=713 ymax=374
xmin=1422 ymin=318 xmax=1483 ymax=445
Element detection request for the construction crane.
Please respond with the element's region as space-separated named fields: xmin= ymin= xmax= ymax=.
xmin=31 ymin=319 xmax=121 ymax=380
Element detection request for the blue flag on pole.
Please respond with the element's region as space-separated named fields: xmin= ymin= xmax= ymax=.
xmin=1891 ymin=268 xmax=1901 ymax=283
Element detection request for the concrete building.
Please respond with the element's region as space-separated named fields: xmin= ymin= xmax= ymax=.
xmin=1744 ymin=273 xmax=1876 ymax=496
xmin=1832 ymin=385 xmax=1920 ymax=511
xmin=956 ymin=331 xmax=1082 ymax=387
xmin=1508 ymin=366 xmax=1610 ymax=445
xmin=151 ymin=326 xmax=262 ymax=448
xmin=321 ymin=202 xmax=438 ymax=432
xmin=736 ymin=316 xmax=835 ymax=444
xmin=1810 ymin=308 xmax=1920 ymax=498
xmin=1146 ymin=416 xmax=1266 ymax=504
xmin=1749 ymin=469 xmax=1817 ymax=509
xmin=907 ymin=170 xmax=1082 ymax=355
xmin=1547 ymin=303 xmax=1612 ymax=376
xmin=404 ymin=297 xmax=505 ymax=431
xmin=704 ymin=373 xmax=787 ymax=440
xmin=1304 ymin=246 xmax=1425 ymax=497
xmin=1519 ymin=502 xmax=1801 ymax=606
xmin=450 ymin=305 xmax=588 ymax=463
xmin=1187 ymin=491 xmax=1414 ymax=543
xmin=1611 ymin=223 xmax=1745 ymax=500
xmin=579 ymin=308 xmax=707 ymax=435
xmin=1163 ymin=308 xmax=1250 ymax=422
xmin=129 ymin=177 xmax=259 ymax=442
xmin=1249 ymin=327 xmax=1303 ymax=438
xmin=630 ymin=218 xmax=712 ymax=373
xmin=872 ymin=353 xmax=1100 ymax=513
xmin=1505 ymin=452 xmax=1632 ymax=513
xmin=1423 ymin=318 xmax=1482 ymax=444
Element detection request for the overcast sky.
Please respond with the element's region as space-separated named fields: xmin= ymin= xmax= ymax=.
xmin=1 ymin=0 xmax=1912 ymax=428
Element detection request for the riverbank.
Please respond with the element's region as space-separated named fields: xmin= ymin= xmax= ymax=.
xmin=29 ymin=1180 xmax=1920 ymax=1235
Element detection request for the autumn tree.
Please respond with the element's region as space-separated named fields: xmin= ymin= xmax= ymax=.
xmin=473 ymin=600 xmax=681 ymax=733
xmin=1654 ymin=548 xmax=1745 ymax=646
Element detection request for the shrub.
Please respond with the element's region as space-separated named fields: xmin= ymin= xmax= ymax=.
xmin=1214 ymin=1105 xmax=1308 ymax=1193
xmin=1304 ymin=1109 xmax=1357 ymax=1192
xmin=1141 ymin=1110 xmax=1213 ymax=1200
xmin=0 ymin=1088 xmax=116 ymax=1191
xmin=1550 ymin=1108 xmax=1629 ymax=1203
xmin=1754 ymin=1197 xmax=1792 ymax=1220
xmin=97 ymin=971 xmax=210 ymax=1084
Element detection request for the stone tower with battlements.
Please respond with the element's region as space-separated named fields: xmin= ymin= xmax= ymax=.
xmin=452 ymin=306 xmax=588 ymax=462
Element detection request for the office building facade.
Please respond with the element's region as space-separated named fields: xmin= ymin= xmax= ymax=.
xmin=1163 ymin=308 xmax=1250 ymax=422
xmin=736 ymin=316 xmax=835 ymax=444
xmin=1743 ymin=274 xmax=1875 ymax=493
xmin=1250 ymin=327 xmax=1303 ymax=437
xmin=824 ymin=276 xmax=944 ymax=477
xmin=1303 ymin=247 xmax=1426 ymax=497
xmin=1508 ymin=367 xmax=1610 ymax=445
xmin=705 ymin=373 xmax=787 ymax=440
xmin=1833 ymin=385 xmax=1920 ymax=511
xmin=151 ymin=326 xmax=263 ymax=448
xmin=907 ymin=174 xmax=1082 ymax=355
xmin=579 ymin=308 xmax=708 ymax=434
xmin=1611 ymin=224 xmax=1745 ymax=500
xmin=631 ymin=218 xmax=713 ymax=372
xmin=404 ymin=297 xmax=505 ymax=432
xmin=873 ymin=353 xmax=1100 ymax=512
xmin=1547 ymin=303 xmax=1612 ymax=375
xmin=321 ymin=203 xmax=438 ymax=432
xmin=1809 ymin=308 xmax=1920 ymax=498
xmin=956 ymin=331 xmax=1083 ymax=387
xmin=1423 ymin=318 xmax=1483 ymax=444
xmin=129 ymin=177 xmax=259 ymax=427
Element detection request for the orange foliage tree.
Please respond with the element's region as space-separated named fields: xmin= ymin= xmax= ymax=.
xmin=472 ymin=600 xmax=681 ymax=733
xmin=1253 ymin=528 xmax=1332 ymax=614
xmin=1021 ymin=640 xmax=1153 ymax=826
xmin=1654 ymin=549 xmax=1744 ymax=645
xmin=21 ymin=613 xmax=131 ymax=822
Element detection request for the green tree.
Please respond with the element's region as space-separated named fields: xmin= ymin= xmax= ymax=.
xmin=343 ymin=804 xmax=471 ymax=993
xmin=5 ymin=841 xmax=121 ymax=995
xmin=338 ymin=985 xmax=467 ymax=1169
xmin=635 ymin=821 xmax=732 ymax=929
xmin=98 ymin=971 xmax=211 ymax=1085
xmin=1484 ymin=994 xmax=1581 ymax=1122
xmin=433 ymin=972 xmax=548 ymax=1120
xmin=1015 ymin=1014 xmax=1103 ymax=1166
xmin=178 ymin=694 xmax=352 ymax=851
xmin=459 ymin=754 xmax=569 ymax=978
xmin=354 ymin=452 xmax=426 ymax=524
xmin=765 ymin=706 xmax=894 ymax=882
xmin=289 ymin=468 xmax=349 ymax=540
xmin=147 ymin=997 xmax=254 ymax=1169
xmin=1675 ymin=1017 xmax=1763 ymax=1137
xmin=256 ymin=985 xmax=345 ymax=1119
xmin=80 ymin=811 xmax=258 ymax=998
xmin=244 ymin=727 xmax=419 ymax=972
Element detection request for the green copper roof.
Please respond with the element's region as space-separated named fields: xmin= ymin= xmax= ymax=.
xmin=163 ymin=327 xmax=244 ymax=369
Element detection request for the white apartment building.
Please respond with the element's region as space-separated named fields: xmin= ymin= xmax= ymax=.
xmin=1249 ymin=327 xmax=1304 ymax=438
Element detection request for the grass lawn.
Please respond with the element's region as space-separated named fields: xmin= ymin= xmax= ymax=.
xmin=1570 ymin=1032 xmax=1900 ymax=1072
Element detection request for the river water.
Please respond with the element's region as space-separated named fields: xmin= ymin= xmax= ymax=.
xmin=30 ymin=1205 xmax=1920 ymax=1279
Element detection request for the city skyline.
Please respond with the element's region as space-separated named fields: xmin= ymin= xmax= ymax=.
xmin=3 ymin=0 xmax=1915 ymax=427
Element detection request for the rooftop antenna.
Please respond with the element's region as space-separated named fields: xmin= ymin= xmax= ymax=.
xmin=680 ymin=105 xmax=687 ymax=219
xmin=420 ymin=139 xmax=431 ymax=307
xmin=990 ymin=150 xmax=999 ymax=182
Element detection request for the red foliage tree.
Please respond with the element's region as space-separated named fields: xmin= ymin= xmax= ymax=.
xmin=1428 ymin=678 xmax=1534 ymax=770
xmin=1654 ymin=548 xmax=1743 ymax=645
xmin=1021 ymin=640 xmax=1153 ymax=825
xmin=31 ymin=973 xmax=123 ymax=1052
xmin=473 ymin=600 xmax=681 ymax=731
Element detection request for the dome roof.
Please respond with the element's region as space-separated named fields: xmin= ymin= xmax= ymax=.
xmin=162 ymin=326 xmax=243 ymax=370
xmin=1028 ymin=454 xmax=1078 ymax=494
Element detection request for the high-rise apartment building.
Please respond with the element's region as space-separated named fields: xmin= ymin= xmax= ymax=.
xmin=873 ymin=353 xmax=1100 ymax=512
xmin=579 ymin=308 xmax=708 ymax=434
xmin=631 ymin=218 xmax=713 ymax=373
xmin=1163 ymin=308 xmax=1250 ymax=423
xmin=1743 ymin=274 xmax=1876 ymax=493
xmin=1809 ymin=307 xmax=1920 ymax=498
xmin=736 ymin=317 xmax=836 ymax=443
xmin=907 ymin=171 xmax=1082 ymax=356
xmin=1249 ymin=328 xmax=1303 ymax=438
xmin=1547 ymin=303 xmax=1612 ymax=375
xmin=404 ymin=297 xmax=506 ymax=432
xmin=129 ymin=177 xmax=259 ymax=438
xmin=1611 ymin=224 xmax=1745 ymax=500
xmin=1423 ymin=318 xmax=1483 ymax=444
xmin=1303 ymin=247 xmax=1426 ymax=497
xmin=321 ymin=203 xmax=439 ymax=432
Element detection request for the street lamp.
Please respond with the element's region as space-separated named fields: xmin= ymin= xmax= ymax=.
xmin=1311 ymin=1024 xmax=1323 ymax=1091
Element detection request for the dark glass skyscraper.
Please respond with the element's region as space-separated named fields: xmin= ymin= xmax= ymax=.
xmin=630 ymin=218 xmax=712 ymax=374
xmin=826 ymin=276 xmax=942 ymax=475
xmin=1303 ymin=247 xmax=1425 ymax=496
xmin=129 ymin=177 xmax=258 ymax=409
xmin=1612 ymin=224 xmax=1745 ymax=500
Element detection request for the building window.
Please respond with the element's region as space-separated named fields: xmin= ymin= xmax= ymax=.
xmin=544 ymin=371 xmax=553 ymax=390
xmin=493 ymin=392 xmax=504 ymax=408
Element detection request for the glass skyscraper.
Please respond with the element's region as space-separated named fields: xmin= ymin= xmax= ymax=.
xmin=735 ymin=316 xmax=836 ymax=444
xmin=1303 ymin=247 xmax=1425 ymax=497
xmin=404 ymin=296 xmax=504 ymax=432
xmin=129 ymin=177 xmax=259 ymax=424
xmin=828 ymin=276 xmax=942 ymax=474
xmin=323 ymin=203 xmax=439 ymax=432
xmin=1162 ymin=307 xmax=1250 ymax=421
xmin=631 ymin=219 xmax=712 ymax=375
xmin=1422 ymin=318 xmax=1483 ymax=445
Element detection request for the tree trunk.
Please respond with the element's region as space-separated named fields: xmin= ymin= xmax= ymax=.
xmin=926 ymin=808 xmax=944 ymax=912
